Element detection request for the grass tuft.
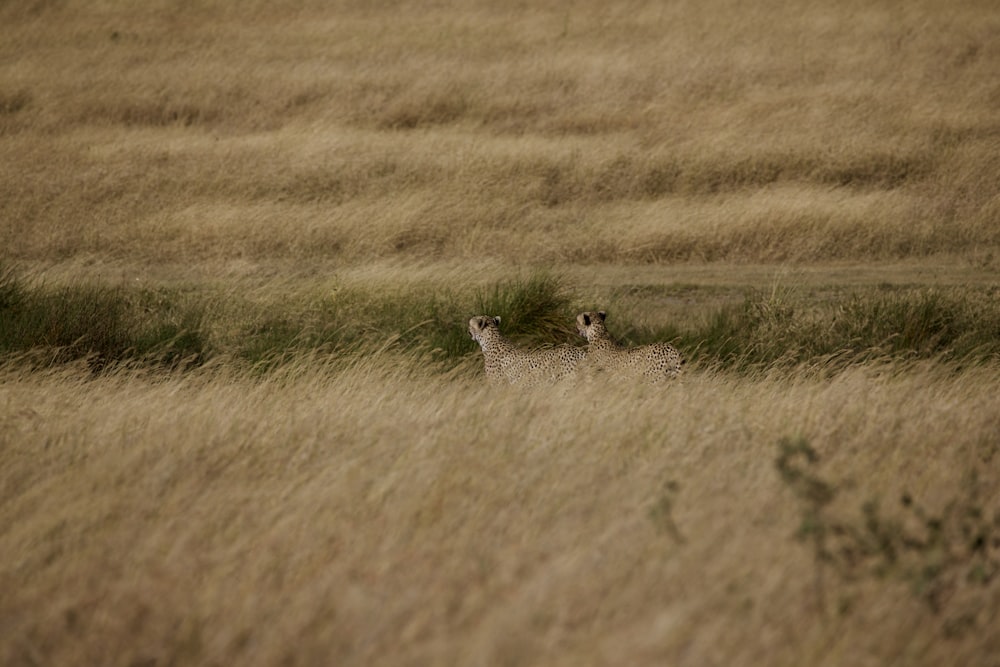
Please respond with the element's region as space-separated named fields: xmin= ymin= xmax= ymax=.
xmin=652 ymin=286 xmax=1000 ymax=372
xmin=232 ymin=272 xmax=577 ymax=369
xmin=473 ymin=273 xmax=577 ymax=346
xmin=0 ymin=266 xmax=207 ymax=371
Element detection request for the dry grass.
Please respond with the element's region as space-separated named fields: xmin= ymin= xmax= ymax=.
xmin=1 ymin=0 xmax=999 ymax=269
xmin=2 ymin=358 xmax=999 ymax=666
xmin=3 ymin=1 xmax=1000 ymax=664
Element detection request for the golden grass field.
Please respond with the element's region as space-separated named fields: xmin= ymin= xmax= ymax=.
xmin=3 ymin=359 xmax=1000 ymax=666
xmin=2 ymin=0 xmax=999 ymax=665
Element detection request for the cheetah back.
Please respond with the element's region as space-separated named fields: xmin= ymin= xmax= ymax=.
xmin=470 ymin=315 xmax=585 ymax=386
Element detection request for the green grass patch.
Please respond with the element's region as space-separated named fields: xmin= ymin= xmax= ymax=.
xmin=665 ymin=285 xmax=1000 ymax=372
xmin=0 ymin=266 xmax=206 ymax=370
xmin=232 ymin=273 xmax=576 ymax=370
xmin=2 ymin=265 xmax=998 ymax=375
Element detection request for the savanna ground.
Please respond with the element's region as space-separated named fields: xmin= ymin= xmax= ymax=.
xmin=2 ymin=1 xmax=999 ymax=665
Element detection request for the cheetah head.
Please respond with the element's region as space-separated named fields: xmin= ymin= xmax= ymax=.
xmin=468 ymin=315 xmax=501 ymax=343
xmin=576 ymin=310 xmax=607 ymax=341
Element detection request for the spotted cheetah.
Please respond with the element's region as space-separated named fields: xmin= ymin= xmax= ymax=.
xmin=576 ymin=310 xmax=684 ymax=380
xmin=469 ymin=315 xmax=585 ymax=386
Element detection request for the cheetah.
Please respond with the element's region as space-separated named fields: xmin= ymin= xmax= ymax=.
xmin=576 ymin=310 xmax=684 ymax=380
xmin=468 ymin=315 xmax=585 ymax=386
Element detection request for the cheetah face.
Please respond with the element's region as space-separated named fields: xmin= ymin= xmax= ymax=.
xmin=468 ymin=315 xmax=501 ymax=342
xmin=576 ymin=310 xmax=606 ymax=340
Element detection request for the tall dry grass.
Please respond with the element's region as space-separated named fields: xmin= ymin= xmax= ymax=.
xmin=2 ymin=2 xmax=1000 ymax=664
xmin=2 ymin=358 xmax=999 ymax=666
xmin=1 ymin=0 xmax=998 ymax=270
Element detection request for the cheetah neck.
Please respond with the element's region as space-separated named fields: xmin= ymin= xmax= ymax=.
xmin=478 ymin=331 xmax=517 ymax=356
xmin=587 ymin=326 xmax=621 ymax=351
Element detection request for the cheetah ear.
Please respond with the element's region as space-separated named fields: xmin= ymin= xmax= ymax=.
xmin=582 ymin=313 xmax=591 ymax=326
xmin=493 ymin=316 xmax=501 ymax=326
xmin=597 ymin=311 xmax=606 ymax=321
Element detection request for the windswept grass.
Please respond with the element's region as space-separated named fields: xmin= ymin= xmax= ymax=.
xmin=675 ymin=285 xmax=1000 ymax=371
xmin=1 ymin=0 xmax=998 ymax=267
xmin=2 ymin=1 xmax=999 ymax=664
xmin=2 ymin=359 xmax=998 ymax=666
xmin=0 ymin=267 xmax=206 ymax=370
xmin=3 ymin=265 xmax=1000 ymax=374
xmin=0 ymin=266 xmax=582 ymax=371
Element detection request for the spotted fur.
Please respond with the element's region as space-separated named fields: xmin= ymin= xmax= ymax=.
xmin=469 ymin=315 xmax=585 ymax=386
xmin=576 ymin=310 xmax=684 ymax=380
